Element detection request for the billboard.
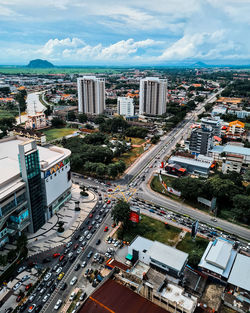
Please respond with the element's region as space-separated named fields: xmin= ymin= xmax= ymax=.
xmin=191 ymin=221 xmax=199 ymax=239
xmin=129 ymin=212 xmax=139 ymax=223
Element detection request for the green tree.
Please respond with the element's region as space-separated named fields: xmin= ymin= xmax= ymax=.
xmin=67 ymin=111 xmax=76 ymax=121
xmin=232 ymin=194 xmax=250 ymax=223
xmin=111 ymin=200 xmax=130 ymax=226
xmin=108 ymin=164 xmax=119 ymax=178
xmin=78 ymin=113 xmax=88 ymax=123
xmin=51 ymin=117 xmax=66 ymax=128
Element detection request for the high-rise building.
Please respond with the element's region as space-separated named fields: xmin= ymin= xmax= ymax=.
xmin=139 ymin=77 xmax=167 ymax=116
xmin=201 ymin=117 xmax=222 ymax=137
xmin=77 ymin=76 xmax=105 ymax=115
xmin=189 ymin=126 xmax=213 ymax=156
xmin=117 ymin=97 xmax=134 ymax=117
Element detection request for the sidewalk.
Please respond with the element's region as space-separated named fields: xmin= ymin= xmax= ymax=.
xmin=27 ymin=184 xmax=97 ymax=256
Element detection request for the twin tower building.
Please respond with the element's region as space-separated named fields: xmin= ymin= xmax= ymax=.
xmin=77 ymin=76 xmax=168 ymax=117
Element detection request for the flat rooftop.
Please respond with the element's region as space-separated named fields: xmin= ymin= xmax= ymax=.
xmin=0 ymin=137 xmax=71 ymax=180
xmin=228 ymin=253 xmax=250 ymax=292
xmin=79 ymin=278 xmax=168 ymax=313
xmin=169 ymin=156 xmax=212 ymax=169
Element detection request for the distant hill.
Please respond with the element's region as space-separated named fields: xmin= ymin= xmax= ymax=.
xmin=27 ymin=59 xmax=54 ymax=68
xmin=192 ymin=61 xmax=208 ymax=68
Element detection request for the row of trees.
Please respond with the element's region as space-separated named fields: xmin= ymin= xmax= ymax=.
xmin=171 ymin=172 xmax=250 ymax=224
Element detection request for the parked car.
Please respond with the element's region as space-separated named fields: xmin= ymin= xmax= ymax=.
xmin=60 ymin=282 xmax=67 ymax=291
xmin=54 ymin=299 xmax=62 ymax=310
xmin=70 ymin=276 xmax=77 ymax=285
xmin=21 ymin=275 xmax=30 ymax=282
xmin=13 ymin=282 xmax=21 ymax=291
xmin=25 ymin=283 xmax=32 ymax=291
xmin=44 ymin=272 xmax=52 ymax=281
xmin=69 ymin=292 xmax=76 ymax=301
xmin=53 ymin=253 xmax=60 ymax=258
xmin=28 ymin=304 xmax=36 ymax=312
xmin=81 ymin=261 xmax=87 ymax=268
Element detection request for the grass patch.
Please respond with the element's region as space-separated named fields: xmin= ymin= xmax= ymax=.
xmin=41 ymin=127 xmax=78 ymax=141
xmin=176 ymin=233 xmax=208 ymax=254
xmin=120 ymin=215 xmax=181 ymax=246
xmin=0 ymin=109 xmax=18 ymax=119
xmin=245 ymin=123 xmax=250 ymax=130
xmin=125 ymin=137 xmax=146 ymax=146
xmin=114 ymin=145 xmax=144 ymax=168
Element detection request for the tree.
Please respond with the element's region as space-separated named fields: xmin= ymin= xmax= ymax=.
xmin=15 ymin=90 xmax=27 ymax=112
xmin=7 ymin=249 xmax=17 ymax=262
xmin=16 ymin=233 xmax=27 ymax=251
xmin=67 ymin=111 xmax=76 ymax=121
xmin=232 ymin=194 xmax=250 ymax=223
xmin=111 ymin=200 xmax=130 ymax=226
xmin=51 ymin=117 xmax=66 ymax=128
xmin=78 ymin=113 xmax=88 ymax=123
xmin=108 ymin=164 xmax=119 ymax=178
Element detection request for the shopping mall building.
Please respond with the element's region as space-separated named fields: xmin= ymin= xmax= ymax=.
xmin=0 ymin=136 xmax=71 ymax=247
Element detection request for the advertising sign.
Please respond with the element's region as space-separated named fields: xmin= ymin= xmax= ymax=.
xmin=129 ymin=212 xmax=139 ymax=223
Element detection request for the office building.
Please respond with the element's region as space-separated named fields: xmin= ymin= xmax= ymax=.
xmin=189 ymin=126 xmax=213 ymax=156
xmin=139 ymin=77 xmax=167 ymax=116
xmin=77 ymin=76 xmax=105 ymax=115
xmin=117 ymin=97 xmax=134 ymax=117
xmin=201 ymin=117 xmax=222 ymax=137
xmin=0 ymin=136 xmax=72 ymax=244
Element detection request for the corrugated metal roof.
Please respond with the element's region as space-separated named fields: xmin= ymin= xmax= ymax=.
xmin=228 ymin=254 xmax=250 ymax=292
xmin=223 ymin=145 xmax=250 ymax=156
xmin=169 ymin=156 xmax=212 ymax=169
xmin=205 ymin=239 xmax=232 ymax=269
xmin=79 ymin=279 xmax=169 ymax=313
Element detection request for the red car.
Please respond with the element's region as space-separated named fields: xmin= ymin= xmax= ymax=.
xmin=16 ymin=295 xmax=22 ymax=302
xmin=108 ymin=189 xmax=113 ymax=192
xmin=73 ymin=244 xmax=79 ymax=250
xmin=160 ymin=210 xmax=166 ymax=215
xmin=88 ymin=225 xmax=93 ymax=230
xmin=59 ymin=255 xmax=65 ymax=262
xmin=53 ymin=253 xmax=60 ymax=258
xmin=25 ymin=283 xmax=32 ymax=291
xmin=89 ymin=213 xmax=93 ymax=218
xmin=104 ymin=226 xmax=109 ymax=232
xmin=107 ymin=200 xmax=111 ymax=204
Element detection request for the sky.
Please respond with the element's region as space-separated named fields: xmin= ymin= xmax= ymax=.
xmin=0 ymin=0 xmax=250 ymax=65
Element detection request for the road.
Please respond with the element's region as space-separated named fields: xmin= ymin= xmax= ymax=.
xmin=26 ymin=92 xmax=46 ymax=115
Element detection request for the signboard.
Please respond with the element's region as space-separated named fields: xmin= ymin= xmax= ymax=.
xmin=129 ymin=212 xmax=139 ymax=223
xmin=44 ymin=158 xmax=70 ymax=178
xmin=191 ymin=221 xmax=199 ymax=239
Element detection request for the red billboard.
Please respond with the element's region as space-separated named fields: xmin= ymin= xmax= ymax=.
xmin=129 ymin=212 xmax=139 ymax=223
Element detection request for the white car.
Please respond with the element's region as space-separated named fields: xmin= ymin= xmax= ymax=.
xmin=76 ymin=248 xmax=82 ymax=254
xmin=79 ymin=236 xmax=84 ymax=242
xmin=28 ymin=293 xmax=36 ymax=302
xmin=21 ymin=274 xmax=30 ymax=282
xmin=13 ymin=282 xmax=21 ymax=291
xmin=54 ymin=299 xmax=62 ymax=310
xmin=70 ymin=276 xmax=77 ymax=286
xmin=56 ymin=267 xmax=62 ymax=275
xmin=81 ymin=261 xmax=87 ymax=268
xmin=66 ymin=241 xmax=73 ymax=248
xmin=68 ymin=252 xmax=73 ymax=258
xmin=44 ymin=272 xmax=52 ymax=281
xmin=86 ymin=233 xmax=92 ymax=240
xmin=42 ymin=294 xmax=50 ymax=303
xmin=69 ymin=291 xmax=76 ymax=301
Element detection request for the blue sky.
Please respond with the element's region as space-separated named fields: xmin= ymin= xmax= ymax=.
xmin=0 ymin=0 xmax=250 ymax=65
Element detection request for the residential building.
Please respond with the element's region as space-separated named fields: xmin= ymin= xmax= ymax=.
xmin=211 ymin=105 xmax=227 ymax=116
xmin=127 ymin=236 xmax=188 ymax=278
xmin=201 ymin=117 xmax=222 ymax=137
xmin=228 ymin=120 xmax=245 ymax=137
xmin=0 ymin=137 xmax=72 ymax=238
xmin=227 ymin=109 xmax=250 ymax=119
xmin=189 ymin=126 xmax=214 ymax=156
xmin=25 ymin=112 xmax=48 ymax=130
xmin=167 ymin=155 xmax=213 ymax=177
xmin=209 ymin=144 xmax=250 ymax=165
xmin=117 ymin=96 xmax=134 ymax=117
xmin=139 ymin=77 xmax=167 ymax=116
xmin=221 ymin=154 xmax=244 ymax=174
xmin=77 ymin=76 xmax=105 ymax=115
xmin=199 ymin=237 xmax=237 ymax=283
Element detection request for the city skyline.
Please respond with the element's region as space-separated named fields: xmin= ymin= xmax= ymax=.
xmin=0 ymin=0 xmax=250 ymax=65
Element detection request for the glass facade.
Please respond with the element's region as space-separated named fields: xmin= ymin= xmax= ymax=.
xmin=0 ymin=193 xmax=26 ymax=217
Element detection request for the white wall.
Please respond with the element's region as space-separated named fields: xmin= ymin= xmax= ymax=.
xmin=43 ymin=164 xmax=71 ymax=206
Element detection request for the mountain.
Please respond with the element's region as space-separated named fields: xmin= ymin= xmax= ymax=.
xmin=192 ymin=61 xmax=208 ymax=68
xmin=27 ymin=59 xmax=54 ymax=68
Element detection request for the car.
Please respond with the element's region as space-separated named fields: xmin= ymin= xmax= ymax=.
xmin=69 ymin=291 xmax=76 ymax=301
xmin=61 ymin=259 xmax=67 ymax=267
xmin=53 ymin=263 xmax=59 ymax=272
xmin=112 ymin=223 xmax=116 ymax=228
xmin=16 ymin=295 xmax=22 ymax=302
xmin=95 ymin=223 xmax=100 ymax=229
xmin=46 ymin=280 xmax=53 ymax=288
xmin=53 ymin=253 xmax=60 ymax=258
xmin=66 ymin=241 xmax=73 ymax=248
xmin=60 ymin=282 xmax=67 ymax=290
xmin=75 ymin=301 xmax=81 ymax=309
xmin=79 ymin=292 xmax=87 ymax=301
xmin=21 ymin=275 xmax=30 ymax=282
xmin=73 ymin=243 xmax=79 ymax=250
xmin=40 ymin=287 xmax=46 ymax=295
xmin=96 ymin=239 xmax=101 ymax=245
xmin=81 ymin=241 xmax=87 ymax=247
xmin=104 ymin=226 xmax=109 ymax=232
xmin=81 ymin=261 xmax=87 ymax=268
xmin=17 ymin=266 xmax=27 ymax=274
xmin=107 ymin=200 xmax=111 ymax=204
xmin=87 ymin=251 xmax=93 ymax=258
xmin=83 ymin=230 xmax=89 ymax=237
xmin=98 ymin=217 xmax=103 ymax=223
xmin=114 ymin=241 xmax=119 ymax=247
xmin=107 ymin=238 xmax=112 ymax=244
xmin=88 ymin=225 xmax=93 ymax=230
xmin=85 ymin=220 xmax=90 ymax=225
xmin=58 ymin=272 xmax=65 ymax=280
xmin=42 ymin=257 xmax=50 ymax=263
xmin=59 ymin=254 xmax=65 ymax=262
xmin=86 ymin=233 xmax=92 ymax=240
xmin=25 ymin=283 xmax=32 ymax=291
xmin=69 ymin=254 xmax=76 ymax=263
xmin=19 ymin=303 xmax=28 ymax=312
xmin=28 ymin=293 xmax=36 ymax=303
xmin=56 ymin=267 xmax=63 ymax=275
xmin=74 ymin=263 xmax=80 ymax=271
xmin=94 ymin=252 xmax=100 ymax=260
xmin=50 ymin=283 xmax=57 ymax=293
xmin=99 ymin=256 xmax=105 ymax=264
xmin=108 ymin=188 xmax=112 ymax=192
xmin=91 ymin=220 xmax=96 ymax=226
xmin=44 ymin=272 xmax=52 ymax=281
xmin=84 ymin=269 xmax=89 ymax=276
xmin=79 ymin=236 xmax=84 ymax=242
xmin=74 ymin=234 xmax=80 ymax=240
xmin=42 ymin=294 xmax=50 ymax=303
xmin=54 ymin=299 xmax=62 ymax=310
xmin=13 ymin=282 xmax=21 ymax=291
xmin=77 ymin=248 xmax=82 ymax=254
xmin=68 ymin=251 xmax=73 ymax=258
xmin=28 ymin=304 xmax=36 ymax=312
xmin=70 ymin=276 xmax=77 ymax=285
xmin=105 ymin=252 xmax=112 ymax=258
xmin=211 ymin=218 xmax=217 ymax=222
xmin=34 ymin=304 xmax=42 ymax=313
xmin=95 ymin=215 xmax=100 ymax=221
xmin=89 ymin=213 xmax=93 ymax=218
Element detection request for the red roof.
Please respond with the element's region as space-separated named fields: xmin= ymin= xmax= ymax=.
xmin=213 ymin=136 xmax=222 ymax=142
xmin=79 ymin=279 xmax=169 ymax=313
